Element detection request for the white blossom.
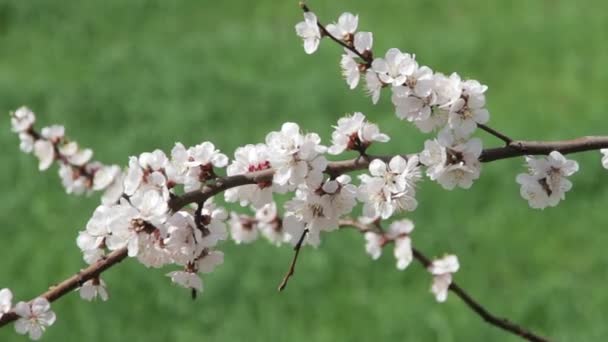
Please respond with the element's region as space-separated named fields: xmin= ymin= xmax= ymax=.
xmin=358 ymin=156 xmax=420 ymax=220
xmin=448 ymin=80 xmax=490 ymax=138
xmin=93 ymin=165 xmax=121 ymax=191
xmin=358 ymin=177 xmax=417 ymax=220
xmin=387 ymin=219 xmax=415 ymax=270
xmin=11 ymin=106 xmax=36 ymax=133
xmin=371 ymin=48 xmax=417 ymax=87
xmin=516 ymin=151 xmax=579 ymax=209
xmin=420 ymin=134 xmax=483 ymax=190
xmin=354 ymin=32 xmax=373 ymax=52
xmin=322 ymin=175 xmax=358 ymax=216
xmin=256 ymin=202 xmax=287 ymax=246
xmin=198 ymin=199 xmax=229 ymax=248
xmin=79 ymin=278 xmax=109 ymax=302
xmin=183 ymin=142 xmax=229 ymax=192
xmin=368 ymin=155 xmax=421 ymax=193
xmin=429 ymin=255 xmax=459 ymax=302
xmin=391 ymin=66 xmax=435 ymax=122
xmin=266 ymin=122 xmax=327 ymax=189
xmin=283 ymin=186 xmax=337 ymax=247
xmin=196 ymin=250 xmax=224 ymax=274
xmin=434 ymin=72 xmax=463 ymax=108
xmin=14 ymin=297 xmax=56 ymax=341
xmin=602 ymin=149 xmax=608 ymax=169
xmin=365 ymin=70 xmax=383 ymax=104
xmin=326 ymin=12 xmax=358 ymax=40
xmin=295 ymin=12 xmax=321 ymax=54
xmin=0 ymin=288 xmax=12 ymax=319
xmin=163 ymin=211 xmax=203 ymax=265
xmin=364 ymin=232 xmax=383 ymax=260
xmin=339 ymin=32 xmax=373 ymax=89
xmin=328 ymin=112 xmax=389 ymax=155
xmin=224 ymin=144 xmax=273 ymax=208
xmin=19 ymin=133 xmax=35 ymax=153
xmin=340 ymin=53 xmax=360 ymax=90
xmin=229 ymin=213 xmax=259 ymax=244
xmin=40 ymin=125 xmax=64 ymax=143
xmin=167 ymin=271 xmax=202 ymax=292
xmin=33 ymin=140 xmax=54 ymax=171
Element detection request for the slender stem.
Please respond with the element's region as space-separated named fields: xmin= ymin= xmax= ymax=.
xmin=480 ymin=136 xmax=608 ymax=162
xmin=300 ymin=3 xmax=372 ymax=66
xmin=277 ymin=229 xmax=309 ymax=291
xmin=477 ymin=123 xmax=513 ymax=145
xmin=341 ymin=221 xmax=550 ymax=342
xmin=0 ymin=248 xmax=128 ymax=327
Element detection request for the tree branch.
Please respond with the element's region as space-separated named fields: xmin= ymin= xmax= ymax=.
xmin=5 ymin=134 xmax=605 ymax=333
xmin=0 ymin=248 xmax=128 ymax=327
xmin=277 ymin=229 xmax=309 ymax=291
xmin=479 ymin=136 xmax=608 ymax=162
xmin=169 ymin=135 xmax=608 ymax=212
xmin=340 ymin=221 xmax=550 ymax=342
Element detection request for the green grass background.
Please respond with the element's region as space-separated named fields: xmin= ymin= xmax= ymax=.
xmin=1 ymin=0 xmax=607 ymax=341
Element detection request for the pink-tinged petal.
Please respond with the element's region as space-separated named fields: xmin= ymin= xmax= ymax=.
xmin=389 ymin=156 xmax=407 ymax=173
xmin=369 ymin=159 xmax=387 ymax=177
xmin=34 ymin=140 xmax=55 ymax=171
xmin=14 ymin=301 xmax=31 ymax=317
xmin=30 ymin=297 xmax=50 ymax=316
xmin=14 ymin=318 xmax=30 ymax=335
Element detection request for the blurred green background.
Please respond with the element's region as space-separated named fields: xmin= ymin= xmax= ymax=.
xmin=1 ymin=0 xmax=607 ymax=341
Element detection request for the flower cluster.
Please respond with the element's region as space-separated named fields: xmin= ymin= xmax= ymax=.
xmin=283 ymin=175 xmax=357 ymax=246
xmin=364 ymin=219 xmax=415 ymax=270
xmin=77 ymin=143 xmax=230 ymax=295
xmin=516 ymin=151 xmax=579 ymax=209
xmin=328 ymin=112 xmax=389 ymax=155
xmin=0 ymin=289 xmax=56 ymax=340
xmin=229 ymin=202 xmax=287 ymax=246
xmin=296 ymin=11 xmax=490 ymax=191
xmin=10 ymin=107 xmax=123 ymax=203
xmin=358 ymin=156 xmax=421 ymax=219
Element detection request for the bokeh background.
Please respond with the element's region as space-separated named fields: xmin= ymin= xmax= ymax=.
xmin=1 ymin=0 xmax=607 ymax=341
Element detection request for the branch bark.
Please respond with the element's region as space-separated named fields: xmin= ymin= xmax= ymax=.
xmin=4 ymin=134 xmax=605 ymax=334
xmin=277 ymin=229 xmax=309 ymax=291
xmin=0 ymin=248 xmax=128 ymax=327
xmin=169 ymin=136 xmax=608 ymax=212
xmin=479 ymin=136 xmax=608 ymax=162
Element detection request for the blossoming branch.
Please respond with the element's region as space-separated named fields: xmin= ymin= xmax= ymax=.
xmin=2 ymin=3 xmax=608 ymax=342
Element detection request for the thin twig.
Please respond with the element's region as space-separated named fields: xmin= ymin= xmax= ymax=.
xmin=277 ymin=229 xmax=309 ymax=291
xmin=341 ymin=221 xmax=550 ymax=342
xmin=300 ymin=2 xmax=372 ymax=66
xmin=477 ymin=123 xmax=513 ymax=145
xmin=411 ymin=249 xmax=549 ymax=342
xmin=0 ymin=248 xmax=128 ymax=327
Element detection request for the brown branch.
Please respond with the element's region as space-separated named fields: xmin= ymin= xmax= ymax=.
xmin=479 ymin=136 xmax=608 ymax=162
xmin=277 ymin=229 xmax=309 ymax=291
xmin=0 ymin=248 xmax=128 ymax=327
xmin=411 ymin=248 xmax=549 ymax=342
xmin=300 ymin=2 xmax=373 ymax=66
xmin=340 ymin=221 xmax=550 ymax=342
xmin=169 ymin=135 xmax=608 ymax=212
xmin=5 ymin=134 xmax=606 ymax=331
